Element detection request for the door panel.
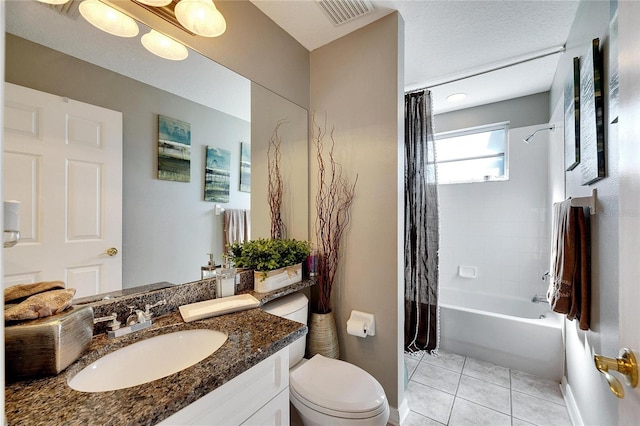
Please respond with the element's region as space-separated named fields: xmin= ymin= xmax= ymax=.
xmin=3 ymin=83 xmax=123 ymax=298
xmin=618 ymin=0 xmax=640 ymax=421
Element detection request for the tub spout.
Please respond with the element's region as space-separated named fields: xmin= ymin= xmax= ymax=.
xmin=531 ymin=294 xmax=548 ymax=304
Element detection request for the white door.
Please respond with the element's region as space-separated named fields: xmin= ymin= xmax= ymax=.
xmin=618 ymin=1 xmax=640 ymax=422
xmin=3 ymin=83 xmax=122 ymax=298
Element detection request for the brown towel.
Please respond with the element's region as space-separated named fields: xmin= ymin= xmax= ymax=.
xmin=4 ymin=281 xmax=65 ymax=303
xmin=4 ymin=288 xmax=76 ymax=322
xmin=547 ymin=200 xmax=590 ymax=330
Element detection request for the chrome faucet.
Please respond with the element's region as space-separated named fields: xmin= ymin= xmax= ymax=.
xmin=531 ymin=294 xmax=548 ymax=304
xmin=126 ymin=307 xmax=147 ymax=326
xmin=101 ymin=299 xmax=167 ymax=338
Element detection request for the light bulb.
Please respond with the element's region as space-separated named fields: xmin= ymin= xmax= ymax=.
xmin=79 ymin=0 xmax=139 ymax=38
xmin=446 ymin=93 xmax=467 ymax=103
xmin=37 ymin=0 xmax=72 ymax=4
xmin=175 ymin=0 xmax=226 ymax=37
xmin=141 ymin=30 xmax=189 ymax=61
xmin=135 ymin=0 xmax=172 ymax=6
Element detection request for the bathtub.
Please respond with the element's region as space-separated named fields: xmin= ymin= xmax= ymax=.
xmin=439 ymin=287 xmax=563 ymax=381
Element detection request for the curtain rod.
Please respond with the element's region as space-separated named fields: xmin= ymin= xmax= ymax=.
xmin=405 ymin=45 xmax=566 ymax=93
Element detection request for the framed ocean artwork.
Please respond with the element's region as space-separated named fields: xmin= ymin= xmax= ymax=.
xmin=158 ymin=115 xmax=191 ymax=182
xmin=579 ymin=38 xmax=606 ymax=185
xmin=204 ymin=146 xmax=231 ymax=202
xmin=564 ymin=57 xmax=580 ymax=172
xmin=239 ymin=142 xmax=251 ymax=193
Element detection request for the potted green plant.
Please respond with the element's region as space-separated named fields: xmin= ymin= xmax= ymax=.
xmin=228 ymin=238 xmax=310 ymax=293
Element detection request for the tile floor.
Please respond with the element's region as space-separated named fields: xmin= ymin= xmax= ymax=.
xmin=403 ymin=351 xmax=572 ymax=426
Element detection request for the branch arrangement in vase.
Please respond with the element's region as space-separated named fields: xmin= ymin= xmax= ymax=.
xmin=268 ymin=120 xmax=287 ymax=239
xmin=312 ymin=114 xmax=357 ymax=314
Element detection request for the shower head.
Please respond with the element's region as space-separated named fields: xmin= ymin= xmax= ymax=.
xmin=523 ymin=125 xmax=556 ymax=144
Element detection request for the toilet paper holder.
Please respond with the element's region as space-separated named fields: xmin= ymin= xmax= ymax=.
xmin=347 ymin=310 xmax=375 ymax=337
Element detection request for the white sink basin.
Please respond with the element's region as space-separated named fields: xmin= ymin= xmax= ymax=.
xmin=68 ymin=329 xmax=227 ymax=392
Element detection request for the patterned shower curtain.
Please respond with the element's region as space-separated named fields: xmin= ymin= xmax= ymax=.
xmin=404 ymin=89 xmax=440 ymax=354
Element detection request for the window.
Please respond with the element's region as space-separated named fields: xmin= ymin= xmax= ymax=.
xmin=435 ymin=122 xmax=509 ymax=184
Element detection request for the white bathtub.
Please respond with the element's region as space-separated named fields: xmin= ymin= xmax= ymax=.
xmin=439 ymin=287 xmax=563 ymax=381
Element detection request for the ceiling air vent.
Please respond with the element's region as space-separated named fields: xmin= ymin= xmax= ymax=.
xmin=316 ymin=0 xmax=374 ymax=26
xmin=43 ymin=0 xmax=81 ymax=20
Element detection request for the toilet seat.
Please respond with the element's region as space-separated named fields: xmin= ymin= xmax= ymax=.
xmin=290 ymin=354 xmax=388 ymax=419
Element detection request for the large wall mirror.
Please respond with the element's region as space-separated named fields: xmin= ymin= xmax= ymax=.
xmin=3 ymin=0 xmax=308 ymax=297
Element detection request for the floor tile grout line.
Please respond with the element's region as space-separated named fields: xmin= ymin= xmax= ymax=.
xmin=509 ymin=367 xmax=514 ymax=426
xmin=408 ymin=376 xmax=459 ymax=397
xmin=511 ymin=388 xmax=568 ymax=406
xmin=454 ymin=394 xmax=513 ymax=417
xmin=445 ymin=355 xmax=469 ymax=425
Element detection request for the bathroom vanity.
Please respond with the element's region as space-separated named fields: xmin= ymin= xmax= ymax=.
xmin=5 ymin=298 xmax=306 ymax=425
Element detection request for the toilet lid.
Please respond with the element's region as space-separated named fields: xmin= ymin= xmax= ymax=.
xmin=290 ymin=354 xmax=387 ymax=417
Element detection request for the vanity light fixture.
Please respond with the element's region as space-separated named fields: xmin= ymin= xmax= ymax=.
xmin=446 ymin=93 xmax=467 ymax=103
xmin=175 ymin=0 xmax=226 ymax=37
xmin=79 ymin=0 xmax=140 ymax=38
xmin=141 ymin=30 xmax=189 ymax=61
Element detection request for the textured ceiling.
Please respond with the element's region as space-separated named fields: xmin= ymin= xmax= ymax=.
xmin=251 ymin=0 xmax=581 ymax=113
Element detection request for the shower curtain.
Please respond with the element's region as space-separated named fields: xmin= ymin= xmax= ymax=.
xmin=404 ymin=89 xmax=440 ymax=354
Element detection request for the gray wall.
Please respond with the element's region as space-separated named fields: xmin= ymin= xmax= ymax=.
xmin=108 ymin=0 xmax=310 ymax=110
xmin=251 ymin=83 xmax=309 ymax=241
xmin=6 ymin=34 xmax=250 ymax=288
xmin=548 ymin=1 xmax=620 ymax=424
xmin=435 ymin=92 xmax=549 ymax=133
xmin=310 ymin=12 xmax=405 ymax=414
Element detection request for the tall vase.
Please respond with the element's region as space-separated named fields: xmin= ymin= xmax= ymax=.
xmin=307 ymin=311 xmax=339 ymax=359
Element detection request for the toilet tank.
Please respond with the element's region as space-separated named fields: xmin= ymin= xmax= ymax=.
xmin=262 ymin=292 xmax=308 ymax=366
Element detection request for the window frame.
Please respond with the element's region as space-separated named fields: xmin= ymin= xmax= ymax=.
xmin=434 ymin=121 xmax=510 ymax=184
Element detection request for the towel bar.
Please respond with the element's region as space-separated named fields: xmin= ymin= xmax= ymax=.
xmin=570 ymin=188 xmax=597 ymax=215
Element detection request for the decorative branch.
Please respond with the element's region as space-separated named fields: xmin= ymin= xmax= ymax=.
xmin=268 ymin=119 xmax=287 ymax=239
xmin=313 ymin=114 xmax=358 ymax=314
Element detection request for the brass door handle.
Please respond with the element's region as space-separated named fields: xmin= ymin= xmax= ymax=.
xmin=104 ymin=247 xmax=119 ymax=257
xmin=594 ymin=348 xmax=638 ymax=398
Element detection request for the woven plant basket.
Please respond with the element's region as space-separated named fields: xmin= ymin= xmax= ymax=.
xmin=307 ymin=311 xmax=339 ymax=359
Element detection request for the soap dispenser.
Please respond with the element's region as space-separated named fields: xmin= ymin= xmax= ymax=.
xmin=201 ymin=253 xmax=216 ymax=280
xmin=216 ymin=253 xmax=236 ymax=298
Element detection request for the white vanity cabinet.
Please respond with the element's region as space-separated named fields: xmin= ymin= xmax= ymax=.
xmin=158 ymin=347 xmax=290 ymax=426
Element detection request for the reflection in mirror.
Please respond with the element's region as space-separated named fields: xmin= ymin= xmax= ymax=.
xmin=251 ymin=83 xmax=309 ymax=242
xmin=3 ymin=0 xmax=308 ymax=299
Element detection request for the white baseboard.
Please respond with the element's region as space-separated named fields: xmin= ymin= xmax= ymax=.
xmin=561 ymin=376 xmax=584 ymax=426
xmin=388 ymin=396 xmax=410 ymax=425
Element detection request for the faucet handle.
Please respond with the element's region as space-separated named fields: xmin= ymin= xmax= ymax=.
xmin=94 ymin=312 xmax=121 ymax=331
xmin=144 ymin=300 xmax=167 ymax=320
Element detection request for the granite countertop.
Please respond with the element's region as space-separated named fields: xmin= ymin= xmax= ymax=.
xmin=5 ymin=307 xmax=307 ymax=426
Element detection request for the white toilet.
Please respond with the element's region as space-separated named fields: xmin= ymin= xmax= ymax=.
xmin=263 ymin=293 xmax=390 ymax=426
